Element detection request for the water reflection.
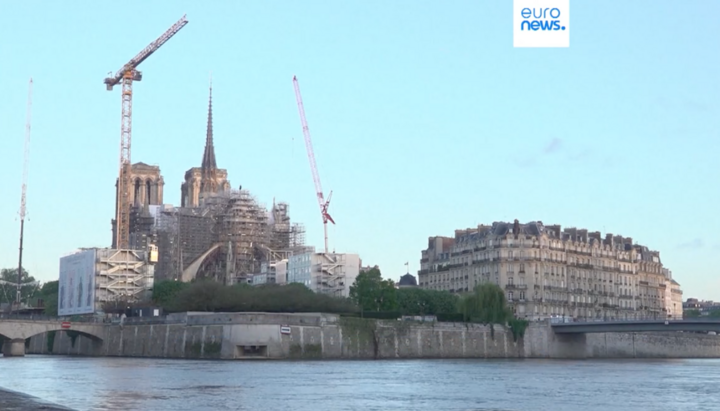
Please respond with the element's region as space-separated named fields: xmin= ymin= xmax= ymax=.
xmin=0 ymin=357 xmax=719 ymax=411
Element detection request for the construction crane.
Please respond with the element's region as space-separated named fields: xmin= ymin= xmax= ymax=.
xmin=292 ymin=76 xmax=335 ymax=254
xmin=105 ymin=15 xmax=188 ymax=250
xmin=16 ymin=78 xmax=32 ymax=307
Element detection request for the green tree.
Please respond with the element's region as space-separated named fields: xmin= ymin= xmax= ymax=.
xmin=152 ymin=280 xmax=190 ymax=307
xmin=396 ymin=288 xmax=459 ymax=315
xmin=461 ymin=283 xmax=511 ymax=325
xmin=162 ymin=281 xmax=357 ymax=314
xmin=349 ymin=267 xmax=397 ymax=312
xmin=708 ymin=309 xmax=720 ymax=318
xmin=0 ymin=268 xmax=39 ymax=306
xmin=428 ymin=289 xmax=460 ymax=314
xmin=684 ymin=309 xmax=701 ymax=319
xmin=36 ymin=280 xmax=59 ymax=316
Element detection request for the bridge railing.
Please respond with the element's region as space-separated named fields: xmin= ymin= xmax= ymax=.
xmin=0 ymin=313 xmax=182 ymax=325
xmin=0 ymin=313 xmax=74 ymax=322
xmin=549 ymin=315 xmax=685 ymax=324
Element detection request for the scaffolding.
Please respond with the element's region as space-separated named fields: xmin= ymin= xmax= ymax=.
xmin=146 ymin=191 xmax=307 ymax=285
xmin=95 ymin=248 xmax=153 ymax=305
xmin=269 ymin=202 xmax=306 ymax=251
xmin=211 ymin=190 xmax=268 ymax=283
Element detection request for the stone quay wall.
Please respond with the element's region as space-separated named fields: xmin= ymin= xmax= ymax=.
xmin=23 ymin=312 xmax=720 ymax=360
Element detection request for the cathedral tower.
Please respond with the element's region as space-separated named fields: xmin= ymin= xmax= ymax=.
xmin=181 ymin=82 xmax=231 ymax=207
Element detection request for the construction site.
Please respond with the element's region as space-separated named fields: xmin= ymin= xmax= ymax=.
xmin=44 ymin=14 xmax=361 ymax=310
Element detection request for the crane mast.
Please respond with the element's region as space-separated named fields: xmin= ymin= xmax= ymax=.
xmin=106 ymin=15 xmax=188 ymax=250
xmin=16 ymin=78 xmax=32 ymax=307
xmin=292 ymin=76 xmax=335 ymax=254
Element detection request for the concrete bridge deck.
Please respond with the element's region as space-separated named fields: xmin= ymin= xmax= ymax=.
xmin=551 ymin=319 xmax=720 ymax=334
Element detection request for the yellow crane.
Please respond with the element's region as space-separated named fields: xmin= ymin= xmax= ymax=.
xmin=105 ymin=15 xmax=188 ymax=249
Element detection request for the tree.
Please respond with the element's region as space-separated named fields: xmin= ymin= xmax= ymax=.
xmin=160 ymin=281 xmax=358 ymax=314
xmin=709 ymin=309 xmax=720 ymax=318
xmin=36 ymin=281 xmax=59 ymax=316
xmin=0 ymin=268 xmax=39 ymax=306
xmin=396 ymin=288 xmax=460 ymax=315
xmin=461 ymin=283 xmax=511 ymax=325
xmin=684 ymin=309 xmax=701 ymax=319
xmin=152 ymin=280 xmax=190 ymax=307
xmin=349 ymin=267 xmax=397 ymax=312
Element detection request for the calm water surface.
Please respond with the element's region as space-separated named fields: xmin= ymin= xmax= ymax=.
xmin=0 ymin=356 xmax=719 ymax=410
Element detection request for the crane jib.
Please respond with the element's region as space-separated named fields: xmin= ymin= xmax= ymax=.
xmin=104 ymin=15 xmax=188 ymax=88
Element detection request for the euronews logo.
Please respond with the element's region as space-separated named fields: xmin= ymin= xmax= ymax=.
xmin=513 ymin=0 xmax=570 ymax=48
xmin=520 ymin=8 xmax=566 ymax=31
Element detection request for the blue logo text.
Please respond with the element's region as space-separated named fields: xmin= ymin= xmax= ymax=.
xmin=520 ymin=8 xmax=566 ymax=31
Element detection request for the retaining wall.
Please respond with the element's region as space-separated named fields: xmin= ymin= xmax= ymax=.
xmin=23 ymin=313 xmax=720 ymax=360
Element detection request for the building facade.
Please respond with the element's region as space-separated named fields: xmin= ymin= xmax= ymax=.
xmin=111 ymin=162 xmax=165 ymax=249
xmin=288 ymin=249 xmax=361 ymax=298
xmin=663 ymin=268 xmax=683 ymax=319
xmin=419 ymin=220 xmax=682 ymax=321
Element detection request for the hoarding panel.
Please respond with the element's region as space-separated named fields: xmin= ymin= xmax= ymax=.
xmin=58 ymin=249 xmax=96 ymax=316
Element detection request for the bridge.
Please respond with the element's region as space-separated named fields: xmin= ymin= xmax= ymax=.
xmin=551 ymin=319 xmax=720 ymax=334
xmin=0 ymin=317 xmax=106 ymax=357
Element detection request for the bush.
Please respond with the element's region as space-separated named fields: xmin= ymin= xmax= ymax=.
xmin=508 ymin=317 xmax=529 ymax=342
xmin=436 ymin=313 xmax=466 ymax=322
xmin=162 ymin=281 xmax=359 ymax=314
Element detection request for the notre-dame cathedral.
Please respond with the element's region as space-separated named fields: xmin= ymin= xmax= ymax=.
xmin=181 ymin=83 xmax=231 ymax=207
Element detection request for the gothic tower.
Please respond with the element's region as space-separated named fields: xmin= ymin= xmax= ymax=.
xmin=181 ymin=82 xmax=231 ymax=207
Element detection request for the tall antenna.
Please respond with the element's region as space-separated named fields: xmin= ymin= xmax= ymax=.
xmin=17 ymin=77 xmax=33 ymax=307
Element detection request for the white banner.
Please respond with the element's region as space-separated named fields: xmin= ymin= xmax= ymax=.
xmin=58 ymin=249 xmax=97 ymax=316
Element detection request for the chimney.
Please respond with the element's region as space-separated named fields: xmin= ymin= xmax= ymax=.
xmin=605 ymin=233 xmax=614 ymax=247
xmin=578 ymin=229 xmax=588 ymax=243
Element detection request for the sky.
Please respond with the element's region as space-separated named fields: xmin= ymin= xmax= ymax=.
xmin=0 ymin=1 xmax=718 ymax=300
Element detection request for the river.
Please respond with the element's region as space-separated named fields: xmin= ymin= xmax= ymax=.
xmin=0 ymin=356 xmax=718 ymax=410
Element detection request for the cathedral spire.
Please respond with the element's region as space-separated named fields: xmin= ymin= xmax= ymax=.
xmin=202 ymin=75 xmax=217 ymax=170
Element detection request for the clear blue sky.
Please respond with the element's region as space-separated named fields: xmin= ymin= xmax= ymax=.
xmin=1 ymin=1 xmax=718 ymax=300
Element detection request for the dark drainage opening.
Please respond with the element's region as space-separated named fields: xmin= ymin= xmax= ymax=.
xmin=236 ymin=345 xmax=267 ymax=358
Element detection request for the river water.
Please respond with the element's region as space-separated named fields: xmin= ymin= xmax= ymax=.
xmin=0 ymin=356 xmax=718 ymax=411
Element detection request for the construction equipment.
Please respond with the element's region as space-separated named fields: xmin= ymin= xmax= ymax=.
xmin=292 ymin=76 xmax=335 ymax=254
xmin=16 ymin=78 xmax=32 ymax=306
xmin=105 ymin=15 xmax=189 ymax=249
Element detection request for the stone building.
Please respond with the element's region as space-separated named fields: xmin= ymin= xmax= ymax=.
xmin=111 ymin=162 xmax=165 ymax=249
xmin=181 ymin=84 xmax=231 ymax=208
xmin=418 ymin=220 xmax=682 ymax=321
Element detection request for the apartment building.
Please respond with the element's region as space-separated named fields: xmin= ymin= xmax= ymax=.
xmin=418 ymin=220 xmax=681 ymax=321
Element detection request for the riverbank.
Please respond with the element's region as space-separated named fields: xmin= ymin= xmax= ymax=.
xmin=23 ymin=312 xmax=720 ymax=360
xmin=0 ymin=387 xmax=74 ymax=410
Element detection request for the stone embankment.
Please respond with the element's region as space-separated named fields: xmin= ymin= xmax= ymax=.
xmin=0 ymin=387 xmax=74 ymax=410
xmin=23 ymin=312 xmax=720 ymax=360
